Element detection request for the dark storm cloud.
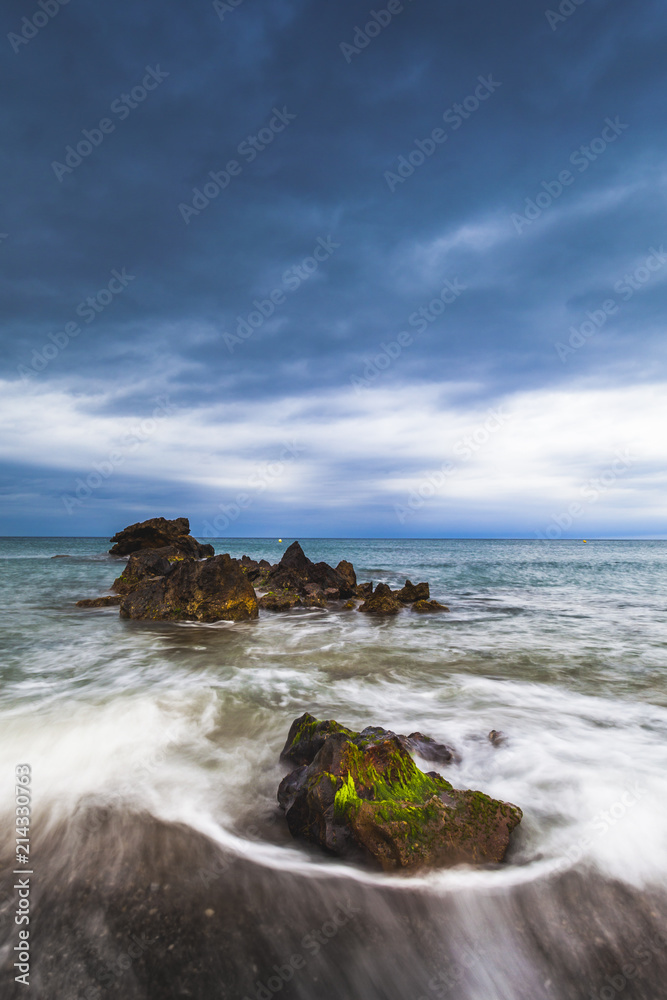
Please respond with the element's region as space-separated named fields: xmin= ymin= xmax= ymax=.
xmin=2 ymin=0 xmax=665 ymax=391
xmin=1 ymin=0 xmax=666 ymax=533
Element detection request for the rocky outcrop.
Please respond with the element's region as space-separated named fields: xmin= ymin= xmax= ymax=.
xmin=396 ymin=580 xmax=430 ymax=603
xmin=75 ymin=596 xmax=122 ymax=608
xmin=119 ymin=554 xmax=258 ymax=623
xmin=75 ymin=526 xmax=449 ymax=622
xmin=278 ymin=713 xmax=522 ymax=872
xmin=358 ymin=583 xmax=401 ymax=615
xmin=258 ymin=542 xmax=356 ymax=609
xmin=336 ymin=560 xmax=357 ymax=592
xmin=109 ymin=516 xmax=213 ymax=559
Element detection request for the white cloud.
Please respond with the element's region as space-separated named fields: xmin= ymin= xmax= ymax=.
xmin=1 ymin=375 xmax=665 ymax=534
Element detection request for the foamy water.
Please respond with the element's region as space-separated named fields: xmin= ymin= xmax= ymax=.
xmin=1 ymin=537 xmax=667 ymax=999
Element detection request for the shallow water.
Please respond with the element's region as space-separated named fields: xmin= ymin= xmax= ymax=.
xmin=1 ymin=537 xmax=667 ymax=999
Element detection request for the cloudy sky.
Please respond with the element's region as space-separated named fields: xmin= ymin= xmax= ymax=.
xmin=1 ymin=0 xmax=665 ymax=537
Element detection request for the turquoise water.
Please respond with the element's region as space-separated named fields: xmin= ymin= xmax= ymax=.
xmin=1 ymin=537 xmax=667 ymax=999
xmin=2 ymin=537 xmax=666 ymax=706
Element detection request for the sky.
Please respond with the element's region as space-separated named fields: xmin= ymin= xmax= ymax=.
xmin=1 ymin=0 xmax=666 ymax=538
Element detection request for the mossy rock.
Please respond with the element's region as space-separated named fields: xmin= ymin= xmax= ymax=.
xmin=278 ymin=715 xmax=522 ymax=872
xmin=119 ymin=554 xmax=258 ymax=623
xmin=280 ymin=712 xmax=357 ymax=765
xmin=412 ymin=599 xmax=450 ymax=613
xmin=395 ymin=580 xmax=430 ymax=603
xmin=358 ymin=582 xmax=401 ymax=615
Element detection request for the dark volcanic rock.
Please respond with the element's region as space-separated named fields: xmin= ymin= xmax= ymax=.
xmin=109 ymin=516 xmax=213 ymax=559
xmin=278 ymin=713 xmax=522 ymax=871
xmin=52 ymin=554 xmax=71 ymax=559
xmin=111 ymin=546 xmax=182 ymax=594
xmin=239 ymin=555 xmax=265 ymax=582
xmin=336 ymin=560 xmax=357 ymax=592
xmin=412 ymin=600 xmax=450 ymax=613
xmin=356 ymin=582 xmax=373 ymax=599
xmin=119 ymin=554 xmax=258 ymax=623
xmin=75 ymin=596 xmax=122 ymax=608
xmin=358 ymin=582 xmax=401 ymax=615
xmin=261 ymin=541 xmax=355 ymax=603
xmin=395 ymin=580 xmax=430 ymax=603
xmin=400 ymin=732 xmax=458 ymax=765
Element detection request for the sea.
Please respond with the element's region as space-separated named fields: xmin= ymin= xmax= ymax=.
xmin=1 ymin=537 xmax=667 ymax=1000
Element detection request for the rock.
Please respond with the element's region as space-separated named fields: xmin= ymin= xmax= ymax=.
xmin=278 ymin=714 xmax=522 ymax=871
xmin=240 ymin=557 xmax=274 ymax=584
xmin=52 ymin=554 xmax=71 ymax=559
xmin=75 ymin=596 xmax=122 ymax=608
xmin=111 ymin=546 xmax=182 ymax=594
xmin=259 ymin=592 xmax=305 ymax=612
xmin=489 ymin=730 xmax=506 ymax=747
xmin=261 ymin=542 xmax=355 ymax=603
xmin=400 ymin=732 xmax=458 ymax=765
xmin=119 ymin=554 xmax=258 ymax=623
xmin=280 ymin=714 xmax=356 ymax=766
xmin=342 ymin=600 xmax=356 ymax=610
xmin=358 ymin=583 xmax=401 ymax=615
xmin=355 ymin=582 xmax=373 ymax=599
xmin=412 ymin=600 xmax=450 ymax=613
xmin=109 ymin=516 xmax=214 ymax=559
xmin=395 ymin=580 xmax=430 ymax=603
xmin=282 ymin=717 xmax=457 ymax=769
xmin=336 ymin=560 xmax=357 ymax=592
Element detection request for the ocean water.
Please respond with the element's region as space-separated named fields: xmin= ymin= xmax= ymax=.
xmin=1 ymin=537 xmax=667 ymax=999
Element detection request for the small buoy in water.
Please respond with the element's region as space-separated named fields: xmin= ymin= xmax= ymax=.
xmin=278 ymin=539 xmax=283 ymax=543
xmin=583 ymin=540 xmax=587 ymax=543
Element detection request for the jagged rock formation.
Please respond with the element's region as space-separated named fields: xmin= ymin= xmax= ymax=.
xmin=119 ymin=553 xmax=258 ymax=623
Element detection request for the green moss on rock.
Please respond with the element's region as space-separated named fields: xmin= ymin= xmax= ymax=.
xmin=278 ymin=714 xmax=523 ymax=872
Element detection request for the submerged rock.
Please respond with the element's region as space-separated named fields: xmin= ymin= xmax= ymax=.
xmin=119 ymin=553 xmax=258 ymax=623
xmin=258 ymin=591 xmax=307 ymax=612
xmin=358 ymin=582 xmax=401 ymax=615
xmin=109 ymin=516 xmax=213 ymax=559
xmin=412 ymin=600 xmax=450 ymax=613
xmin=278 ymin=713 xmax=522 ymax=872
xmin=75 ymin=596 xmax=122 ymax=608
